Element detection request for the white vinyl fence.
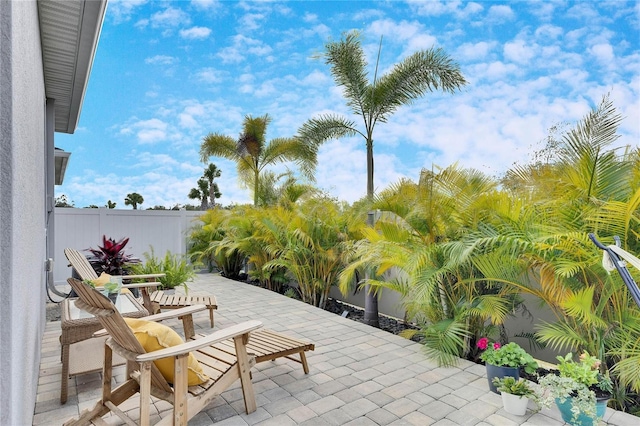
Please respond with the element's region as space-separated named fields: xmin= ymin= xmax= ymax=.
xmin=53 ymin=208 xmax=204 ymax=285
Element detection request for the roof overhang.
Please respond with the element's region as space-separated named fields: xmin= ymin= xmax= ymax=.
xmin=54 ymin=148 xmax=71 ymax=185
xmin=38 ymin=0 xmax=107 ymax=134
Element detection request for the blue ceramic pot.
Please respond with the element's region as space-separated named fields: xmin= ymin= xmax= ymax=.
xmin=555 ymin=396 xmax=608 ymax=426
xmin=486 ymin=363 xmax=519 ymax=394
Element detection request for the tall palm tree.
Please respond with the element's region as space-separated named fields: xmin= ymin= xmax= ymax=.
xmin=298 ymin=30 xmax=467 ymax=326
xmin=124 ymin=192 xmax=144 ymax=210
xmin=203 ymin=163 xmax=222 ymax=208
xmin=200 ymin=114 xmax=320 ymax=206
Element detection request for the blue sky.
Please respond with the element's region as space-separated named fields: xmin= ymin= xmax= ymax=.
xmin=55 ymin=0 xmax=640 ymax=209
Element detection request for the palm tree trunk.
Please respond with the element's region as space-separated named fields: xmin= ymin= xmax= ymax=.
xmin=254 ymin=169 xmax=259 ymax=206
xmin=364 ymin=196 xmax=380 ymax=327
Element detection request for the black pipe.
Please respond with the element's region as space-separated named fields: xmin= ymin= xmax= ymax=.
xmin=589 ymin=233 xmax=640 ymax=308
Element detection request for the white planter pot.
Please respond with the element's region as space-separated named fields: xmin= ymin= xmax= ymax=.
xmin=501 ymin=392 xmax=529 ymax=416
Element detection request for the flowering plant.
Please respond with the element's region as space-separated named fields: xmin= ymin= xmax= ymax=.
xmin=477 ymin=339 xmax=538 ymax=374
xmin=535 ymin=352 xmax=612 ymax=423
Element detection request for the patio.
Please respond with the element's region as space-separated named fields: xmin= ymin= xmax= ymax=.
xmin=35 ymin=274 xmax=638 ymax=425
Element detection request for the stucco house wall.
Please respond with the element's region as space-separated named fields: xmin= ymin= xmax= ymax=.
xmin=0 ymin=1 xmax=48 ymax=424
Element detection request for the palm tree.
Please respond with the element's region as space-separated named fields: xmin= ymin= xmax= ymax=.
xmin=298 ymin=30 xmax=467 ymax=326
xmin=188 ymin=178 xmax=210 ymax=210
xmin=200 ymin=114 xmax=320 ymax=206
xmin=124 ymin=192 xmax=144 ymax=210
xmin=203 ymin=163 xmax=222 ymax=208
xmin=105 ymin=200 xmax=116 ymax=209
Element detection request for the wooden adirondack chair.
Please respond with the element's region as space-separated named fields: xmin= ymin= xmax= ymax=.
xmin=64 ymin=247 xmax=218 ymax=327
xmin=63 ymin=278 xmax=261 ymax=426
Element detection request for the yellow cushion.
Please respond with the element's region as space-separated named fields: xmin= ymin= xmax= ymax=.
xmin=92 ymin=272 xmax=131 ymax=295
xmin=93 ymin=272 xmax=111 ymax=286
xmin=123 ymin=318 xmax=208 ymax=386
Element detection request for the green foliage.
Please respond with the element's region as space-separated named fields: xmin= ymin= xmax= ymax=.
xmin=55 ymin=194 xmax=74 ymax=207
xmin=188 ymin=208 xmax=246 ymax=279
xmin=480 ymin=342 xmax=538 ymax=374
xmin=130 ymin=247 xmax=196 ymax=291
xmin=284 ymin=288 xmax=299 ymax=299
xmin=492 ymin=377 xmax=534 ymax=397
xmin=556 ymin=352 xmax=612 ymax=393
xmin=333 ymin=97 xmax=640 ymax=416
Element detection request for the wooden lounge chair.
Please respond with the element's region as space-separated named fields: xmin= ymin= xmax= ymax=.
xmin=64 ymin=247 xmax=218 ymax=327
xmin=63 ymin=278 xmax=261 ymax=426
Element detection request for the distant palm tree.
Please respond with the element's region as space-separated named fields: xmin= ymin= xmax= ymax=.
xmin=298 ymin=30 xmax=467 ymax=326
xmin=200 ymin=114 xmax=320 ymax=206
xmin=203 ymin=163 xmax=222 ymax=208
xmin=124 ymin=192 xmax=144 ymax=210
xmin=188 ymin=178 xmax=210 ymax=210
xmin=105 ymin=200 xmax=116 ymax=209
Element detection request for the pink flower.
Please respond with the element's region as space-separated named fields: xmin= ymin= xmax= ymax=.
xmin=477 ymin=337 xmax=489 ymax=350
xmin=493 ymin=342 xmax=501 ymax=350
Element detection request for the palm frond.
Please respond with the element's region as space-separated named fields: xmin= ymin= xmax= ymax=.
xmin=373 ymin=47 xmax=467 ymax=121
xmin=297 ymin=114 xmax=359 ymax=144
xmin=200 ymin=133 xmax=238 ymax=163
xmin=419 ymin=318 xmax=470 ymax=367
xmin=323 ymin=30 xmax=370 ymax=116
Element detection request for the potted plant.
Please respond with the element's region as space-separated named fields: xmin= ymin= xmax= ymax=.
xmin=492 ymin=376 xmax=535 ymax=416
xmin=86 ymin=235 xmax=139 ymax=275
xmin=130 ymin=248 xmax=196 ymax=293
xmin=536 ymin=352 xmax=612 ymax=426
xmin=478 ymin=338 xmax=538 ymax=394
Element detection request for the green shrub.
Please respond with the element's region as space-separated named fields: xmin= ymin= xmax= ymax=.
xmin=130 ymin=247 xmax=196 ymax=292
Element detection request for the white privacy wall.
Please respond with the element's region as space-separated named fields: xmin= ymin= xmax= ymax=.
xmin=53 ymin=208 xmax=204 ymax=284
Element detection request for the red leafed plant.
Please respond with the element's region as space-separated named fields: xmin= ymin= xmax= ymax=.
xmin=86 ymin=236 xmax=139 ymax=275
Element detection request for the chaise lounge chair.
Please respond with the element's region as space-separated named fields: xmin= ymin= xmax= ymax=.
xmin=64 ymin=247 xmax=218 ymax=327
xmin=63 ymin=278 xmax=260 ymax=426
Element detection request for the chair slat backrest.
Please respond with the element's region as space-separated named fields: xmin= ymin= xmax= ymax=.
xmin=67 ymin=278 xmax=172 ymax=393
xmin=64 ymin=248 xmax=99 ymax=281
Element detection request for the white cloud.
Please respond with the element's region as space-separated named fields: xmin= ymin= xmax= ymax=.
xmin=149 ymin=7 xmax=190 ymax=28
xmin=457 ymin=41 xmax=496 ymax=61
xmin=239 ymin=13 xmax=265 ymax=31
xmin=217 ymin=34 xmax=272 ymax=64
xmin=301 ymin=70 xmax=328 ymax=86
xmin=503 ymin=40 xmax=535 ymax=64
xmin=367 ymin=19 xmax=437 ymax=56
xmin=303 ymin=12 xmax=317 ymax=23
xmin=369 ymin=19 xmax=423 ymax=41
xmin=534 ymin=24 xmax=563 ymax=40
xmin=408 ymin=0 xmax=464 ymax=16
xmin=487 ymin=5 xmax=516 ymax=22
xmin=180 ymin=26 xmax=212 ymax=40
xmin=108 ymin=0 xmax=147 ymax=24
xmin=191 ymin=0 xmax=220 ymax=11
xmin=120 ymin=118 xmax=169 ymax=144
xmin=589 ymin=43 xmax=615 ymax=63
xmin=196 ymin=67 xmax=223 ymax=83
xmin=145 ymin=55 xmax=177 ymax=65
xmin=481 ymin=61 xmax=520 ymax=80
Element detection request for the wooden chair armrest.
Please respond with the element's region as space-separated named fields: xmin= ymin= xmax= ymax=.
xmin=93 ymin=328 xmax=108 ymax=338
xmin=91 ymin=306 xmax=207 ymax=339
xmin=122 ymin=281 xmax=161 ymax=289
xmin=136 ymin=320 xmax=263 ymax=362
xmin=142 ymin=305 xmax=207 ymax=322
xmin=119 ymin=273 xmax=166 ymax=280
